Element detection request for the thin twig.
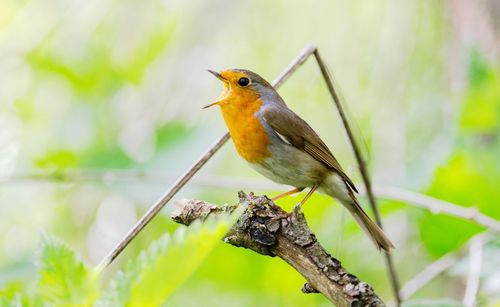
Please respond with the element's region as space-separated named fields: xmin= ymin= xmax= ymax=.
xmin=6 ymin=169 xmax=500 ymax=233
xmin=399 ymin=251 xmax=459 ymax=300
xmin=372 ymin=186 xmax=500 ymax=232
xmin=313 ymin=50 xmax=402 ymax=305
xmin=0 ymin=170 xmax=286 ymax=190
xmin=463 ymin=235 xmax=484 ymax=307
xmin=96 ymin=134 xmax=229 ymax=271
xmin=97 ymin=44 xmax=318 ymax=270
xmin=398 ymin=232 xmax=492 ymax=301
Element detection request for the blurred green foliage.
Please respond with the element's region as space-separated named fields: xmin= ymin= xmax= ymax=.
xmin=1 ymin=0 xmax=500 ymax=306
xmin=36 ymin=236 xmax=99 ymax=306
xmin=0 ymin=214 xmax=232 ymax=306
xmin=420 ymin=52 xmax=500 ymax=258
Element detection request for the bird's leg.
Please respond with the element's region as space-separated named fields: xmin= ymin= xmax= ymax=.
xmin=271 ymin=187 xmax=305 ymax=201
xmin=268 ymin=187 xmax=305 ymax=220
xmin=298 ymin=185 xmax=319 ymax=207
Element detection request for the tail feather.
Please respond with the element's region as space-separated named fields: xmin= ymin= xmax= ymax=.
xmin=320 ymin=174 xmax=394 ymax=251
xmin=346 ymin=198 xmax=394 ymax=252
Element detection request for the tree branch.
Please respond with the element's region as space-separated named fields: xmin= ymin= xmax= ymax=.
xmin=171 ymin=192 xmax=386 ymax=307
xmin=463 ymin=235 xmax=485 ymax=307
xmin=371 ymin=186 xmax=500 ymax=232
xmin=397 ymin=232 xmax=492 ymax=302
xmin=398 ymin=250 xmax=460 ymax=301
xmin=10 ymin=170 xmax=500 ymax=234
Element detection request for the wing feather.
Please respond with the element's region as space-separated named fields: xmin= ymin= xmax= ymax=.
xmin=262 ymin=107 xmax=358 ymax=193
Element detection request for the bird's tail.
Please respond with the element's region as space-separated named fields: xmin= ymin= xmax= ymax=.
xmin=321 ymin=174 xmax=394 ymax=251
xmin=343 ymin=196 xmax=394 ymax=252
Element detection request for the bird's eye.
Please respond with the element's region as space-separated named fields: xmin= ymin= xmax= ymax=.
xmin=237 ymin=77 xmax=250 ymax=87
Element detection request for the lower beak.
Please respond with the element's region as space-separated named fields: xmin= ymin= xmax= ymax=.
xmin=202 ymin=101 xmax=220 ymax=109
xmin=204 ymin=69 xmax=227 ymax=109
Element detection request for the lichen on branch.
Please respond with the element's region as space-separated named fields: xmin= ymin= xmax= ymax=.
xmin=171 ymin=192 xmax=385 ymax=307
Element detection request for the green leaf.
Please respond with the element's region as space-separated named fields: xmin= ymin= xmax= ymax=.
xmin=460 ymin=51 xmax=500 ymax=133
xmin=82 ymin=142 xmax=134 ymax=169
xmin=99 ymin=208 xmax=241 ymax=307
xmin=36 ymin=236 xmax=98 ymax=306
xmin=0 ymin=281 xmax=27 ymax=305
xmin=468 ymin=49 xmax=490 ymax=86
xmin=418 ymin=213 xmax=482 ymax=257
xmin=460 ymin=81 xmax=500 ymax=133
xmin=419 ymin=151 xmax=500 ymax=256
xmin=35 ymin=150 xmax=79 ymax=169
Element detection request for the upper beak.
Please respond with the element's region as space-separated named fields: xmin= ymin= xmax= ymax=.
xmin=203 ymin=69 xmax=226 ymax=109
xmin=207 ymin=69 xmax=225 ymax=81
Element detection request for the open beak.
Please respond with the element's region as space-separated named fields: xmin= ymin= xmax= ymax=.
xmin=202 ymin=101 xmax=220 ymax=109
xmin=207 ymin=69 xmax=225 ymax=81
xmin=203 ymin=69 xmax=226 ymax=109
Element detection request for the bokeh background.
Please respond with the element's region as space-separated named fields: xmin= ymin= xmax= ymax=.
xmin=1 ymin=0 xmax=500 ymax=306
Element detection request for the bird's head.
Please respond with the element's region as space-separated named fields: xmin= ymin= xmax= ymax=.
xmin=203 ymin=69 xmax=274 ymax=110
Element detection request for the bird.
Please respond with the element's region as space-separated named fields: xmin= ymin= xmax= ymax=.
xmin=203 ymin=68 xmax=394 ymax=251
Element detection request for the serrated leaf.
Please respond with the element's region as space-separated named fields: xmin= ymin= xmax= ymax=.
xmin=99 ymin=207 xmax=242 ymax=307
xmin=36 ymin=236 xmax=98 ymax=306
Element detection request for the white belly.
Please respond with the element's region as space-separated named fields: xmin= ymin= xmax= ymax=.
xmin=249 ymin=143 xmax=327 ymax=188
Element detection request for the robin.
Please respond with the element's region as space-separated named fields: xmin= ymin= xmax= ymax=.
xmin=204 ymin=69 xmax=394 ymax=251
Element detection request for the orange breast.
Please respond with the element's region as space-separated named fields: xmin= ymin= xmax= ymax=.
xmin=219 ymin=98 xmax=271 ymax=163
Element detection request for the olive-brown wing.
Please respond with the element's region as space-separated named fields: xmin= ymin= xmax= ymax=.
xmin=261 ymin=107 xmax=358 ymax=193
